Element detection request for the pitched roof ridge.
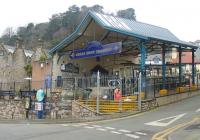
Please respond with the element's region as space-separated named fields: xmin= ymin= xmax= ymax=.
xmin=89 ymin=11 xmax=172 ymax=33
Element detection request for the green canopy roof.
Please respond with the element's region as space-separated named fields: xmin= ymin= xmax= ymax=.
xmin=49 ymin=11 xmax=198 ymax=54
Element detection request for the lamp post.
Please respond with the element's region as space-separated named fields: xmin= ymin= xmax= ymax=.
xmin=24 ymin=77 xmax=32 ymax=119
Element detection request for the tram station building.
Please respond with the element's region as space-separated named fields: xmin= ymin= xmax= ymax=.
xmin=49 ymin=11 xmax=199 ymax=99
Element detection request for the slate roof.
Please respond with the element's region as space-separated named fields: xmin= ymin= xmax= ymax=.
xmin=4 ymin=45 xmax=34 ymax=57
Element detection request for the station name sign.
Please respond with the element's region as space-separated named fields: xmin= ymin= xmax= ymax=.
xmin=70 ymin=41 xmax=122 ymax=59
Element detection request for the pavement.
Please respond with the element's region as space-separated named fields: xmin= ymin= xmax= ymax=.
xmin=0 ymin=94 xmax=200 ymax=140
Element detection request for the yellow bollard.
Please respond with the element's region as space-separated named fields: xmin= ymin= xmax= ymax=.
xmin=159 ymin=89 xmax=168 ymax=95
xmin=176 ymin=87 xmax=185 ymax=93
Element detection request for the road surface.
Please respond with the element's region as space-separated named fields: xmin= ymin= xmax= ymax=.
xmin=0 ymin=95 xmax=200 ymax=140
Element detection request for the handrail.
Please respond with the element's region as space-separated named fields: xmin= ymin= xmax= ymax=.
xmin=73 ymin=100 xmax=102 ymax=115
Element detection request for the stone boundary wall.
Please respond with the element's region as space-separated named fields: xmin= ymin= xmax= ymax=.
xmin=0 ymin=99 xmax=72 ymax=120
xmin=141 ymin=90 xmax=200 ymax=112
xmin=45 ymin=100 xmax=72 ymax=119
xmin=72 ymin=101 xmax=97 ymax=118
xmin=156 ymin=90 xmax=200 ymax=106
xmin=0 ymin=99 xmax=26 ymax=119
xmin=141 ymin=99 xmax=158 ymax=111
xmin=28 ymin=100 xmax=72 ymax=120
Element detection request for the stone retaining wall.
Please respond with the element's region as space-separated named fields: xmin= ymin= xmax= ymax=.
xmin=156 ymin=90 xmax=200 ymax=106
xmin=141 ymin=99 xmax=158 ymax=111
xmin=28 ymin=100 xmax=72 ymax=120
xmin=0 ymin=98 xmax=72 ymax=120
xmin=0 ymin=99 xmax=26 ymax=119
xmin=72 ymin=101 xmax=97 ymax=118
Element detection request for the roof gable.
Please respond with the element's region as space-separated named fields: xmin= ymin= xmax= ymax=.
xmin=4 ymin=45 xmax=34 ymax=57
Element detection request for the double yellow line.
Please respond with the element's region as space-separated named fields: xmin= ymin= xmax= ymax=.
xmin=151 ymin=117 xmax=200 ymax=140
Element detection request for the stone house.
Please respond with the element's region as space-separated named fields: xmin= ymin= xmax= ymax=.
xmin=0 ymin=39 xmax=34 ymax=91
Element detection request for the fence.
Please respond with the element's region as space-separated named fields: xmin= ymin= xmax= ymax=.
xmin=0 ymin=73 xmax=200 ymax=101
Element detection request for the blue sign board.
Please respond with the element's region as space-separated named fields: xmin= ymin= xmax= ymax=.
xmin=70 ymin=41 xmax=122 ymax=59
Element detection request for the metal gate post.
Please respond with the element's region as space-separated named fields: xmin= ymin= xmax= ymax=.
xmin=192 ymin=49 xmax=195 ymax=85
xmin=96 ymin=71 xmax=100 ymax=114
xmin=138 ymin=72 xmax=142 ymax=111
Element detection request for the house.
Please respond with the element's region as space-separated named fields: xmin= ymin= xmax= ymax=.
xmin=31 ymin=40 xmax=52 ymax=90
xmin=0 ymin=38 xmax=34 ymax=91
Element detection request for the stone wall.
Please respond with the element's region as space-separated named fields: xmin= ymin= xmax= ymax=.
xmin=45 ymin=100 xmax=72 ymax=119
xmin=0 ymin=99 xmax=26 ymax=119
xmin=72 ymin=101 xmax=97 ymax=118
xmin=156 ymin=90 xmax=200 ymax=106
xmin=28 ymin=99 xmax=72 ymax=120
xmin=141 ymin=99 xmax=158 ymax=111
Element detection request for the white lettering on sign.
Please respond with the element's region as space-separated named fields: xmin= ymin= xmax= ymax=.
xmin=145 ymin=113 xmax=187 ymax=127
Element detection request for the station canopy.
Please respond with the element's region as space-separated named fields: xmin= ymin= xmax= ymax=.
xmin=49 ymin=11 xmax=199 ymax=55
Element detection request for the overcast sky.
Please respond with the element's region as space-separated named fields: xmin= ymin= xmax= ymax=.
xmin=0 ymin=0 xmax=199 ymax=42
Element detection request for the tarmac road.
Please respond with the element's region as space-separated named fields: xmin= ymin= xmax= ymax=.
xmin=0 ymin=94 xmax=200 ymax=140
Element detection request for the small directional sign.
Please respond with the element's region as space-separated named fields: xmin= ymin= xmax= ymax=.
xmin=145 ymin=113 xmax=187 ymax=127
xmin=108 ymin=80 xmax=121 ymax=88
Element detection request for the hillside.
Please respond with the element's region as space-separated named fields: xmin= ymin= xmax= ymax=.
xmin=0 ymin=5 xmax=136 ymax=50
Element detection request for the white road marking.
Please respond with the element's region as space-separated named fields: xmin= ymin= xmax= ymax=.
xmin=84 ymin=126 xmax=94 ymax=129
xmin=71 ymin=123 xmax=88 ymax=127
xmin=72 ymin=124 xmax=82 ymax=127
xmin=105 ymin=127 xmax=115 ymax=130
xmin=196 ymin=108 xmax=200 ymax=112
xmin=125 ymin=134 xmax=140 ymax=139
xmin=61 ymin=124 xmax=69 ymax=127
xmin=118 ymin=129 xmax=131 ymax=133
xmin=92 ymin=125 xmax=102 ymax=128
xmin=111 ymin=131 xmax=122 ymax=134
xmin=145 ymin=113 xmax=187 ymax=127
xmin=96 ymin=128 xmax=107 ymax=131
xmin=135 ymin=132 xmax=147 ymax=136
xmin=77 ymin=123 xmax=88 ymax=126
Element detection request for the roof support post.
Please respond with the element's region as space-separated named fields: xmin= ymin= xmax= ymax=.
xmin=192 ymin=49 xmax=195 ymax=85
xmin=162 ymin=47 xmax=166 ymax=89
xmin=93 ymin=21 xmax=96 ymax=40
xmin=178 ymin=47 xmax=182 ymax=86
xmin=139 ymin=42 xmax=146 ymax=94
